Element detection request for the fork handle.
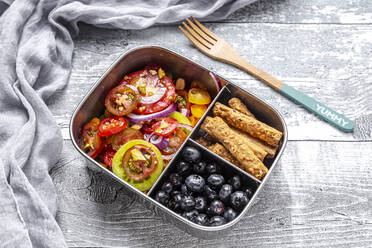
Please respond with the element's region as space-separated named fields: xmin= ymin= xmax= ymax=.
xmin=280 ymin=84 xmax=354 ymax=132
xmin=232 ymin=56 xmax=354 ymax=132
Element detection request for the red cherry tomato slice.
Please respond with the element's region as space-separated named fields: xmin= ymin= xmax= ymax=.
xmin=79 ymin=118 xmax=103 ymax=158
xmin=103 ymin=149 xmax=116 ymax=168
xmin=152 ymin=117 xmax=178 ymax=137
xmin=98 ymin=116 xmax=127 ymax=137
xmin=122 ymin=70 xmax=176 ymax=115
xmin=105 ymin=84 xmax=139 ymax=116
xmin=161 ymin=128 xmax=187 ymax=155
xmin=144 ymin=64 xmax=166 ymax=79
xmin=111 ymin=128 xmax=143 ymax=151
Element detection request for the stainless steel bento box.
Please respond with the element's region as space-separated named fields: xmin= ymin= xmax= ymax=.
xmin=70 ymin=46 xmax=287 ymax=239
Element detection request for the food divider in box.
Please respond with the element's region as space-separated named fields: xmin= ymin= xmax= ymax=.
xmin=149 ymin=140 xmax=259 ymax=228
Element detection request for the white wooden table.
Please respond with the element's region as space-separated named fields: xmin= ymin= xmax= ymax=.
xmin=50 ymin=1 xmax=372 ymax=247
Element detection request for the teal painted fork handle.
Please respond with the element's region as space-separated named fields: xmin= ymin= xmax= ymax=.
xmin=280 ymin=84 xmax=354 ymax=132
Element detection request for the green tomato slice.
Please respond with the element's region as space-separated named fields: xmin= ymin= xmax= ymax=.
xmin=168 ymin=111 xmax=191 ymax=126
xmin=112 ymin=139 xmax=164 ymax=192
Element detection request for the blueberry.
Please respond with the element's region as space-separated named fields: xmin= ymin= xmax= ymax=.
xmin=194 ymin=196 xmax=207 ymax=212
xmin=172 ymin=192 xmax=182 ymax=203
xmin=219 ymin=184 xmax=233 ymax=203
xmin=243 ymin=188 xmax=254 ymax=199
xmin=181 ymin=146 xmax=201 ymax=163
xmin=181 ymin=184 xmax=192 ymax=196
xmin=172 ymin=190 xmax=181 ymax=197
xmin=180 ymin=195 xmax=196 ymax=211
xmin=206 ymin=206 xmax=214 ymax=216
xmin=185 ymin=174 xmax=205 ymax=192
xmin=207 ymin=174 xmax=225 ymax=189
xmin=177 ymin=161 xmax=192 ymax=177
xmin=230 ymin=191 xmax=249 ymax=210
xmin=206 ymin=162 xmax=221 ymax=175
xmin=204 ymin=185 xmax=218 ymax=201
xmin=193 ymin=214 xmax=209 ymax=226
xmin=228 ymin=175 xmax=241 ymax=190
xmin=193 ymin=161 xmax=206 ymax=174
xmin=169 ymin=173 xmax=183 ymax=188
xmin=155 ymin=191 xmax=169 ymax=205
xmin=161 ymin=182 xmax=173 ymax=194
xmin=224 ymin=207 xmax=237 ymax=221
xmin=209 ymin=216 xmax=226 ymax=226
xmin=182 ymin=210 xmax=198 ymax=221
xmin=209 ymin=200 xmax=224 ymax=216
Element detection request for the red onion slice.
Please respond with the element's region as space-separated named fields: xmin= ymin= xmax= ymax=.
xmin=210 ymin=72 xmax=222 ymax=92
xmin=148 ymin=133 xmax=169 ymax=150
xmin=125 ymin=84 xmax=139 ymax=95
xmin=139 ymin=86 xmax=166 ymax=104
xmin=180 ymin=108 xmax=190 ymax=117
xmin=127 ymin=103 xmax=177 ymax=123
xmin=144 ymin=133 xmax=152 ymax=141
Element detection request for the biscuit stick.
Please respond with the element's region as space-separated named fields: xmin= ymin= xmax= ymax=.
xmin=231 ymin=128 xmax=277 ymax=158
xmin=206 ymin=130 xmax=267 ymax=161
xmin=207 ymin=143 xmax=240 ymax=165
xmin=213 ymin=102 xmax=283 ymax=146
xmin=202 ymin=116 xmax=268 ymax=180
xmin=227 ymin=98 xmax=277 ymax=157
xmin=228 ymin=97 xmax=255 ymax=118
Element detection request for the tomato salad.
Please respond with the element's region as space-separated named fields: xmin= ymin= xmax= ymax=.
xmin=79 ymin=65 xmax=212 ymax=192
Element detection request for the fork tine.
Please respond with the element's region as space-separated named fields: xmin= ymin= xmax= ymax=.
xmin=178 ymin=26 xmax=211 ymax=54
xmin=191 ymin=16 xmax=218 ymax=41
xmin=182 ymin=22 xmax=212 ymax=49
xmin=185 ymin=18 xmax=215 ymax=45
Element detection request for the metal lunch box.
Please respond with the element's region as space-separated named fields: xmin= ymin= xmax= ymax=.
xmin=69 ymin=46 xmax=288 ymax=239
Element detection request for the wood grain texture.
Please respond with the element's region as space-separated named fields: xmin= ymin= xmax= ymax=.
xmin=49 ymin=23 xmax=372 ymax=141
xmin=53 ymin=141 xmax=372 ymax=247
xmin=225 ymin=0 xmax=372 ymax=24
xmin=50 ymin=1 xmax=372 ymax=247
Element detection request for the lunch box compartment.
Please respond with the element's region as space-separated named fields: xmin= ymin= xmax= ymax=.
xmin=191 ymin=83 xmax=286 ymax=175
xmin=149 ymin=140 xmax=259 ymax=199
xmin=70 ymin=46 xmax=287 ymax=239
xmin=148 ymin=140 xmax=259 ymax=231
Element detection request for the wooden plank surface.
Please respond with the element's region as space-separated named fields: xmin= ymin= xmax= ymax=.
xmin=225 ymin=0 xmax=372 ymax=24
xmin=50 ymin=0 xmax=372 ymax=247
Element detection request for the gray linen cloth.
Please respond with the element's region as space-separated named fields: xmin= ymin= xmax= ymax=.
xmin=0 ymin=0 xmax=255 ymax=247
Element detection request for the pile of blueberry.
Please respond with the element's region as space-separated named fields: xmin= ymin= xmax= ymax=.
xmin=154 ymin=146 xmax=254 ymax=226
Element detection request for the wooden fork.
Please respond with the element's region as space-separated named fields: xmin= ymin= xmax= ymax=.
xmin=179 ymin=17 xmax=354 ymax=133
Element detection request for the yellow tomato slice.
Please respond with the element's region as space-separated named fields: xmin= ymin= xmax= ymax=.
xmin=188 ymin=116 xmax=200 ymax=127
xmin=190 ymin=104 xmax=207 ymax=119
xmin=188 ymin=88 xmax=211 ymax=105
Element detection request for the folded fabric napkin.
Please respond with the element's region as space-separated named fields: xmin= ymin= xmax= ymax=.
xmin=0 ymin=0 xmax=256 ymax=246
